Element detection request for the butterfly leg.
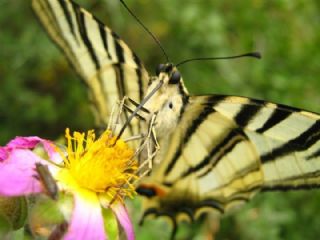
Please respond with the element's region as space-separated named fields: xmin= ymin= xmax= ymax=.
xmin=127 ymin=97 xmax=151 ymax=114
xmin=146 ymin=113 xmax=160 ymax=169
xmin=106 ymin=125 xmax=157 ymax=207
xmin=107 ymin=115 xmax=159 ymax=207
xmin=108 ymin=96 xmax=128 ymax=134
xmin=135 ymin=113 xmax=159 ymax=178
xmin=123 ymin=134 xmax=145 ymax=142
xmin=123 ymin=97 xmax=148 ymax=121
xmin=106 ymin=97 xmax=118 ymax=131
xmin=122 ymin=104 xmax=146 ymax=121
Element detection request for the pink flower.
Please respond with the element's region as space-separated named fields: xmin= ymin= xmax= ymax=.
xmin=0 ymin=129 xmax=137 ymax=240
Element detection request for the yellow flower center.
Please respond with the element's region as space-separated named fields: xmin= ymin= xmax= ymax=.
xmin=60 ymin=128 xmax=137 ymax=200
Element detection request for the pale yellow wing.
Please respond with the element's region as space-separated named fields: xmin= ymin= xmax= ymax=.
xmin=138 ymin=94 xmax=320 ymax=226
xmin=32 ymin=0 xmax=149 ymax=138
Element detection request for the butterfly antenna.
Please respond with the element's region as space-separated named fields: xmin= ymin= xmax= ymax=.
xmin=119 ymin=0 xmax=170 ymax=62
xmin=176 ymin=51 xmax=261 ymax=67
xmin=115 ymin=80 xmax=164 ymax=143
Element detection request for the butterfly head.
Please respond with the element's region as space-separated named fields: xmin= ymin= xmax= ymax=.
xmin=144 ymin=63 xmax=189 ymax=135
xmin=155 ymin=63 xmax=181 ymax=84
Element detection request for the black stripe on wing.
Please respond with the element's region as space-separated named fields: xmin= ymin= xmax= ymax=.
xmin=256 ymin=109 xmax=292 ymax=133
xmin=58 ymin=0 xmax=77 ymax=40
xmin=208 ymin=167 xmax=261 ymax=192
xmin=307 ymin=149 xmax=320 ymax=160
xmin=73 ymin=4 xmax=100 ymax=70
xmin=208 ymin=94 xmax=318 ymax=114
xmin=234 ymin=104 xmax=262 ymax=127
xmin=177 ymin=84 xmax=190 ymax=122
xmin=261 ymin=120 xmax=320 ymax=163
xmin=164 ymin=105 xmax=216 ymax=175
xmin=135 ymin=67 xmax=144 ymax=102
xmin=113 ymin=32 xmax=125 ymax=63
xmin=98 ymin=24 xmax=112 ymax=60
xmin=165 ymin=98 xmax=262 ymax=180
xmin=164 ymin=96 xmax=229 ymax=176
xmin=112 ymin=63 xmax=134 ymax=136
xmin=181 ymin=128 xmax=247 ymax=179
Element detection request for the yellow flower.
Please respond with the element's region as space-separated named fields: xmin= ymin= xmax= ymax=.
xmin=58 ymin=129 xmax=137 ymax=201
xmin=0 ymin=128 xmax=139 ymax=240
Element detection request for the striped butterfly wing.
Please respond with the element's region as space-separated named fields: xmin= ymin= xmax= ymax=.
xmin=138 ymin=95 xmax=320 ymax=227
xmin=32 ymin=0 xmax=149 ymax=139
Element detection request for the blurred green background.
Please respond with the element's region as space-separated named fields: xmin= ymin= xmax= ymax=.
xmin=1 ymin=0 xmax=320 ymax=239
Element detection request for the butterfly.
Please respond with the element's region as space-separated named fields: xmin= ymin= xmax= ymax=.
xmin=32 ymin=0 xmax=320 ymax=238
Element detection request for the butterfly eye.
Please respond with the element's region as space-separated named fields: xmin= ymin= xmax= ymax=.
xmin=155 ymin=64 xmax=165 ymax=75
xmin=169 ymin=71 xmax=181 ymax=84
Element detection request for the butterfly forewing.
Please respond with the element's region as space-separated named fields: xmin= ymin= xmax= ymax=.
xmin=32 ymin=0 xmax=149 ymax=138
xmin=211 ymin=96 xmax=320 ymax=189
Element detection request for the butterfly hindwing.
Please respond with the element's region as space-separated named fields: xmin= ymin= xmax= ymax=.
xmin=32 ymin=0 xmax=149 ymax=138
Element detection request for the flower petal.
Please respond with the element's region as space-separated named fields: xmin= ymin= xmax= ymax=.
xmin=63 ymin=191 xmax=107 ymax=240
xmin=111 ymin=203 xmax=135 ymax=240
xmin=6 ymin=136 xmax=44 ymax=149
xmin=4 ymin=136 xmax=62 ymax=165
xmin=0 ymin=149 xmax=43 ymax=196
xmin=0 ymin=147 xmax=8 ymax=161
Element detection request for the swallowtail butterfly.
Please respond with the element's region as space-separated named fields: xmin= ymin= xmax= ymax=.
xmin=32 ymin=0 xmax=320 ymax=238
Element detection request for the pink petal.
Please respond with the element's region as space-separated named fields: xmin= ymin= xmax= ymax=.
xmin=111 ymin=203 xmax=135 ymax=240
xmin=0 ymin=149 xmax=43 ymax=196
xmin=6 ymin=136 xmax=44 ymax=149
xmin=41 ymin=139 xmax=63 ymax=164
xmin=0 ymin=147 xmax=8 ymax=161
xmin=2 ymin=136 xmax=62 ymax=165
xmin=63 ymin=193 xmax=107 ymax=240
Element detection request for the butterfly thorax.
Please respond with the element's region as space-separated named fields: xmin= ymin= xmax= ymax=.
xmin=144 ymin=63 xmax=189 ymax=138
